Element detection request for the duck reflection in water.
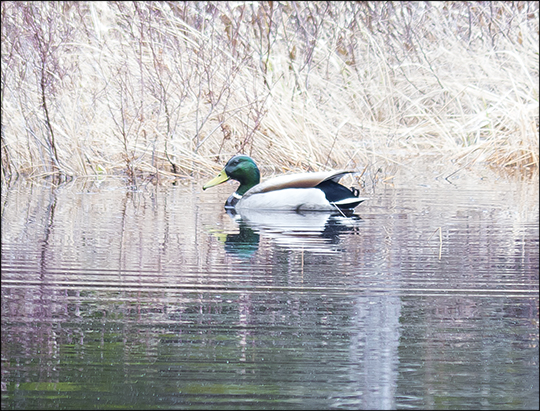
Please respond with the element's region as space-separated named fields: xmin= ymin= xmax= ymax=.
xmin=220 ymin=208 xmax=362 ymax=258
xmin=223 ymin=214 xmax=260 ymax=259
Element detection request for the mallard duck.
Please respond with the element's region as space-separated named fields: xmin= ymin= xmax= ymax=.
xmin=203 ymin=155 xmax=366 ymax=211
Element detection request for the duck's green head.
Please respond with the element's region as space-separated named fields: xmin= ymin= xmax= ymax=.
xmin=203 ymin=155 xmax=261 ymax=196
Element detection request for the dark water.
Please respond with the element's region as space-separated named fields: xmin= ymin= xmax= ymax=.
xmin=2 ymin=171 xmax=538 ymax=410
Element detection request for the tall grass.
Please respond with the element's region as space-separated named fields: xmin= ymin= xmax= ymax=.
xmin=1 ymin=1 xmax=538 ymax=185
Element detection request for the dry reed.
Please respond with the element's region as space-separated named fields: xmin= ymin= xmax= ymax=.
xmin=1 ymin=1 xmax=538 ymax=185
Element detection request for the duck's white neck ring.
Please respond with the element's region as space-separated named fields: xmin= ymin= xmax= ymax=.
xmin=232 ymin=192 xmax=242 ymax=200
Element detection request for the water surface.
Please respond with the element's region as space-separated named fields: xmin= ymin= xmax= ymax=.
xmin=2 ymin=170 xmax=538 ymax=409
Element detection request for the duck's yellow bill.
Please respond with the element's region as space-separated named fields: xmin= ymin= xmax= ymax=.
xmin=203 ymin=170 xmax=230 ymax=190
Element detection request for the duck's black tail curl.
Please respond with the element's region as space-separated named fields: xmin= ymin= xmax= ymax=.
xmin=316 ymin=180 xmax=364 ymax=209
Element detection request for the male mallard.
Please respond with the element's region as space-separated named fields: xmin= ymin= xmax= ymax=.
xmin=203 ymin=155 xmax=366 ymax=211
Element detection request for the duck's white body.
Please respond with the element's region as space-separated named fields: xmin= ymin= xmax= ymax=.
xmin=238 ymin=171 xmax=364 ymax=211
xmin=238 ymin=187 xmax=334 ymax=211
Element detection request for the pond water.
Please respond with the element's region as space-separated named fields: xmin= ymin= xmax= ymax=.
xmin=1 ymin=168 xmax=538 ymax=410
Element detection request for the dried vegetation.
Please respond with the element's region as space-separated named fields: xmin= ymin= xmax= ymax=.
xmin=1 ymin=1 xmax=538 ymax=186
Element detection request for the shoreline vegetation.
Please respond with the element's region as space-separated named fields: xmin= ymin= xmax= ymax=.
xmin=1 ymin=1 xmax=538 ymax=187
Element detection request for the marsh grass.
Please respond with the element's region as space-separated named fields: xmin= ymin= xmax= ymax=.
xmin=1 ymin=1 xmax=538 ymax=186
